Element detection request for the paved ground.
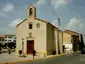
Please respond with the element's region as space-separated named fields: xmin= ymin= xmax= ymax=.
xmin=0 ymin=53 xmax=44 ymax=63
xmin=0 ymin=52 xmax=57 ymax=63
xmin=4 ymin=52 xmax=85 ymax=64
xmin=1 ymin=52 xmax=85 ymax=64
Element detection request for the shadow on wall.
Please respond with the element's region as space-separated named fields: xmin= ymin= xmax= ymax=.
xmin=53 ymin=29 xmax=56 ymax=55
xmin=46 ymin=27 xmax=57 ymax=55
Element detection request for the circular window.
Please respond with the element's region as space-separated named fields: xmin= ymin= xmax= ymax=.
xmin=36 ymin=23 xmax=40 ymax=28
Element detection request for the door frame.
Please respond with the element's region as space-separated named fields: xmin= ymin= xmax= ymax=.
xmin=27 ymin=40 xmax=34 ymax=54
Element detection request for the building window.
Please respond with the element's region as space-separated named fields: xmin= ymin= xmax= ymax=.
xmin=13 ymin=40 xmax=16 ymax=42
xmin=2 ymin=39 xmax=4 ymax=41
xmin=29 ymin=23 xmax=32 ymax=29
xmin=8 ymin=40 xmax=11 ymax=41
xmin=29 ymin=8 xmax=33 ymax=16
xmin=29 ymin=33 xmax=32 ymax=38
xmin=5 ymin=37 xmax=7 ymax=38
xmin=8 ymin=37 xmax=12 ymax=38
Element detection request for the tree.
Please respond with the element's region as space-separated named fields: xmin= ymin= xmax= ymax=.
xmin=0 ymin=43 xmax=1 ymax=54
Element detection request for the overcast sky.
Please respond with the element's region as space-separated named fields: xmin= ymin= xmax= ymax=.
xmin=0 ymin=0 xmax=85 ymax=43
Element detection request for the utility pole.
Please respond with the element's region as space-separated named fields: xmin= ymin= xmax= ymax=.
xmin=57 ymin=18 xmax=60 ymax=54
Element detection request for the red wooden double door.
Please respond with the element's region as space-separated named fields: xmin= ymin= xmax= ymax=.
xmin=27 ymin=40 xmax=34 ymax=54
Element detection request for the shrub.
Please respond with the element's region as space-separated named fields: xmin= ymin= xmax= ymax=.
xmin=18 ymin=50 xmax=22 ymax=56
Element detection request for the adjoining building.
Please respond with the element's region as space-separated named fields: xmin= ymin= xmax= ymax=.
xmin=0 ymin=35 xmax=16 ymax=44
xmin=16 ymin=5 xmax=63 ymax=56
xmin=0 ymin=35 xmax=5 ymax=44
xmin=4 ymin=35 xmax=16 ymax=43
xmin=63 ymin=30 xmax=84 ymax=53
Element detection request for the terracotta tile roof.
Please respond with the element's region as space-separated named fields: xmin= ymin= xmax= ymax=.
xmin=0 ymin=34 xmax=15 ymax=37
xmin=4 ymin=35 xmax=15 ymax=37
